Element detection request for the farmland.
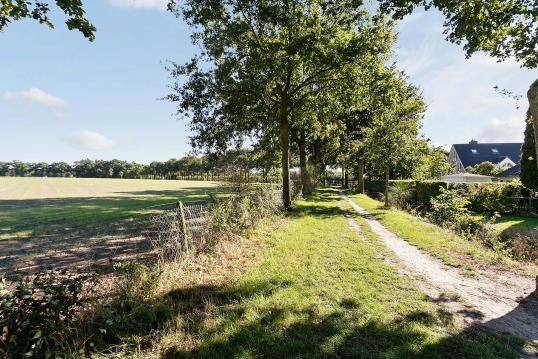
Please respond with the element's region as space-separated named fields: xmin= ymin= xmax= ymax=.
xmin=0 ymin=177 xmax=220 ymax=274
xmin=0 ymin=177 xmax=219 ymax=240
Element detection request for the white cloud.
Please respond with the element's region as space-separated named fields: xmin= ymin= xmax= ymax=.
xmin=66 ymin=130 xmax=115 ymax=150
xmin=477 ymin=117 xmax=526 ymax=143
xmin=1 ymin=88 xmax=66 ymax=107
xmin=108 ymin=0 xmax=167 ymax=10
xmin=397 ymin=11 xmax=426 ymax=31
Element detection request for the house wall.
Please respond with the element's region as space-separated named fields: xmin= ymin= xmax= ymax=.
xmin=448 ymin=146 xmax=465 ymax=173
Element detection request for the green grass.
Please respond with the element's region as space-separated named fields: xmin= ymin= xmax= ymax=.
xmin=0 ymin=177 xmax=219 ymax=239
xmin=98 ymin=189 xmax=520 ymax=358
xmin=492 ymin=215 xmax=538 ymax=234
xmin=348 ymin=194 xmax=505 ymax=271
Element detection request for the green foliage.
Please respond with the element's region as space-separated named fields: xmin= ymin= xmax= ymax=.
xmin=387 ymin=180 xmax=416 ymax=208
xmin=166 ymin=0 xmax=398 ymax=208
xmin=428 ymin=189 xmax=511 ymax=255
xmin=206 ymin=183 xmax=281 ymax=242
xmin=364 ymin=180 xmax=526 ymax=213
xmin=466 ymin=182 xmax=523 ymax=213
xmin=113 ymin=261 xmax=161 ymax=300
xmin=380 ymin=0 xmax=538 ymax=68
xmin=415 ymin=181 xmax=449 ymax=207
xmin=0 ymin=0 xmax=95 ymax=40
xmin=412 ymin=145 xmax=454 ymax=180
xmin=520 ymin=115 xmax=538 ymax=191
xmin=428 ymin=188 xmax=476 ymax=233
xmin=0 ymin=270 xmax=92 ymax=358
xmin=465 ymin=161 xmax=502 ymax=176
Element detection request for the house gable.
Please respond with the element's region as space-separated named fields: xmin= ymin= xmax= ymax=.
xmin=451 ymin=142 xmax=522 ymax=169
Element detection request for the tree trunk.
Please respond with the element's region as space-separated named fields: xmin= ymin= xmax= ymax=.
xmin=384 ymin=164 xmax=390 ymax=208
xmin=344 ymin=167 xmax=349 ymax=189
xmin=299 ymin=130 xmax=312 ymax=196
xmin=528 ymin=79 xmax=538 ymax=169
xmin=357 ymin=157 xmax=365 ymax=194
xmin=279 ymin=108 xmax=292 ymax=210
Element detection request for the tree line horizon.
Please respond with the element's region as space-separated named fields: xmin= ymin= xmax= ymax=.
xmin=0 ymin=142 xmax=453 ymax=183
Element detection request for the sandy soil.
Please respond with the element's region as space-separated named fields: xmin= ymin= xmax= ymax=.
xmin=342 ymin=194 xmax=538 ymax=349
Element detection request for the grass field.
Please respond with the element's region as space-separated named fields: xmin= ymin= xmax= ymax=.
xmin=0 ymin=177 xmax=219 ymax=240
xmin=93 ymin=190 xmax=520 ymax=358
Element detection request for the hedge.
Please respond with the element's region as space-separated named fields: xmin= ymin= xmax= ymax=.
xmin=363 ymin=179 xmax=527 ymax=213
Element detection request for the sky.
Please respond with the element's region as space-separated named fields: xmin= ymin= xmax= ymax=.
xmin=0 ymin=0 xmax=537 ymax=164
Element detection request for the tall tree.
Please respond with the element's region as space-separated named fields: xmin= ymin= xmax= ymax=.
xmin=1 ymin=0 xmax=95 ymax=40
xmin=364 ymin=68 xmax=425 ymax=207
xmin=166 ymin=0 xmax=394 ymax=209
xmin=520 ymin=113 xmax=538 ymax=192
xmin=412 ymin=145 xmax=454 ymax=180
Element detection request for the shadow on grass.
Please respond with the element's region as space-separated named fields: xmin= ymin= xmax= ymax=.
xmin=0 ymin=187 xmax=216 ymax=275
xmin=87 ymin=276 xmax=521 ymax=359
xmin=0 ymin=187 xmax=213 ymax=235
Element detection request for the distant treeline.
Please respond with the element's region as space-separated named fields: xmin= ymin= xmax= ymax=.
xmin=0 ymin=150 xmax=279 ymax=181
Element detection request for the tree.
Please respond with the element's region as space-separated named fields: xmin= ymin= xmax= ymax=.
xmin=412 ymin=145 xmax=454 ymax=180
xmin=379 ymin=0 xmax=538 ymax=169
xmin=364 ymin=68 xmax=425 ymax=207
xmin=1 ymin=0 xmax=95 ymax=40
xmin=465 ymin=161 xmax=501 ymax=177
xmin=379 ymin=0 xmax=538 ymax=68
xmin=166 ymin=0 xmax=394 ymax=209
xmin=520 ymin=113 xmax=538 ymax=192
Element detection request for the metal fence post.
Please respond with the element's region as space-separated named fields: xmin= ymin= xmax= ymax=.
xmin=177 ymin=201 xmax=189 ymax=254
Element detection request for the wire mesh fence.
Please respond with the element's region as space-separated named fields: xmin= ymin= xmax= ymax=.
xmin=143 ymin=202 xmax=209 ymax=263
xmin=0 ymin=183 xmax=293 ymax=276
xmin=0 ymin=200 xmax=212 ymax=276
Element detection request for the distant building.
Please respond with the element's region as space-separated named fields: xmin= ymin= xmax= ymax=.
xmin=441 ymin=173 xmax=494 ymax=183
xmin=448 ymin=140 xmax=522 ymax=176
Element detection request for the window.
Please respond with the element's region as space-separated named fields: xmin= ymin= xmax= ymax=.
xmin=491 ymin=148 xmax=499 ymax=153
xmin=471 ymin=149 xmax=478 ymax=154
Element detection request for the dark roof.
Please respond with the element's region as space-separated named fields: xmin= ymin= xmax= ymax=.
xmin=496 ymin=164 xmax=521 ymax=178
xmin=453 ymin=142 xmax=522 ymax=168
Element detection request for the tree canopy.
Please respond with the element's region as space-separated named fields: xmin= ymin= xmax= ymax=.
xmin=379 ymin=0 xmax=538 ymax=68
xmin=166 ymin=0 xmax=397 ymax=208
xmin=1 ymin=0 xmax=95 ymax=40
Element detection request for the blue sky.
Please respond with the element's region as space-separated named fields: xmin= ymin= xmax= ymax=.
xmin=0 ymin=0 xmax=536 ymax=164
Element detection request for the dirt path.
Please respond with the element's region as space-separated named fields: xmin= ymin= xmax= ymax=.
xmin=342 ymin=194 xmax=538 ymax=349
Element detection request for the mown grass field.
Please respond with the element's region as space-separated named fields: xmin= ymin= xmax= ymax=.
xmin=0 ymin=177 xmax=219 ymax=240
xmin=93 ymin=190 xmax=521 ymax=358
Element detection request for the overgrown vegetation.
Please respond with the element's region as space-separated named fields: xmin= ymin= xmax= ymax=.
xmin=0 ymin=270 xmax=93 ymax=358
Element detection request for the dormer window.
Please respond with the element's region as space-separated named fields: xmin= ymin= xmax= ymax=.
xmin=471 ymin=149 xmax=478 ymax=154
xmin=491 ymin=148 xmax=499 ymax=154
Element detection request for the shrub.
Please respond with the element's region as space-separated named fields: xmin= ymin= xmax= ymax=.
xmin=428 ymin=187 xmax=481 ymax=235
xmin=0 ymin=269 xmax=92 ymax=359
xmin=466 ymin=182 xmax=524 ymax=213
xmin=205 ymin=183 xmax=281 ymax=243
xmin=512 ymin=234 xmax=538 ymax=261
xmin=416 ymin=181 xmax=449 ymax=208
xmin=388 ymin=181 xmax=416 ymax=209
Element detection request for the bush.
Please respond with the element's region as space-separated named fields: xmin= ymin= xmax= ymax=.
xmin=0 ymin=269 xmax=92 ymax=359
xmin=512 ymin=234 xmax=538 ymax=261
xmin=466 ymin=182 xmax=524 ymax=213
xmin=206 ymin=183 xmax=281 ymax=242
xmin=416 ymin=181 xmax=449 ymax=208
xmin=428 ymin=187 xmax=481 ymax=235
xmin=388 ymin=181 xmax=416 ymax=209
